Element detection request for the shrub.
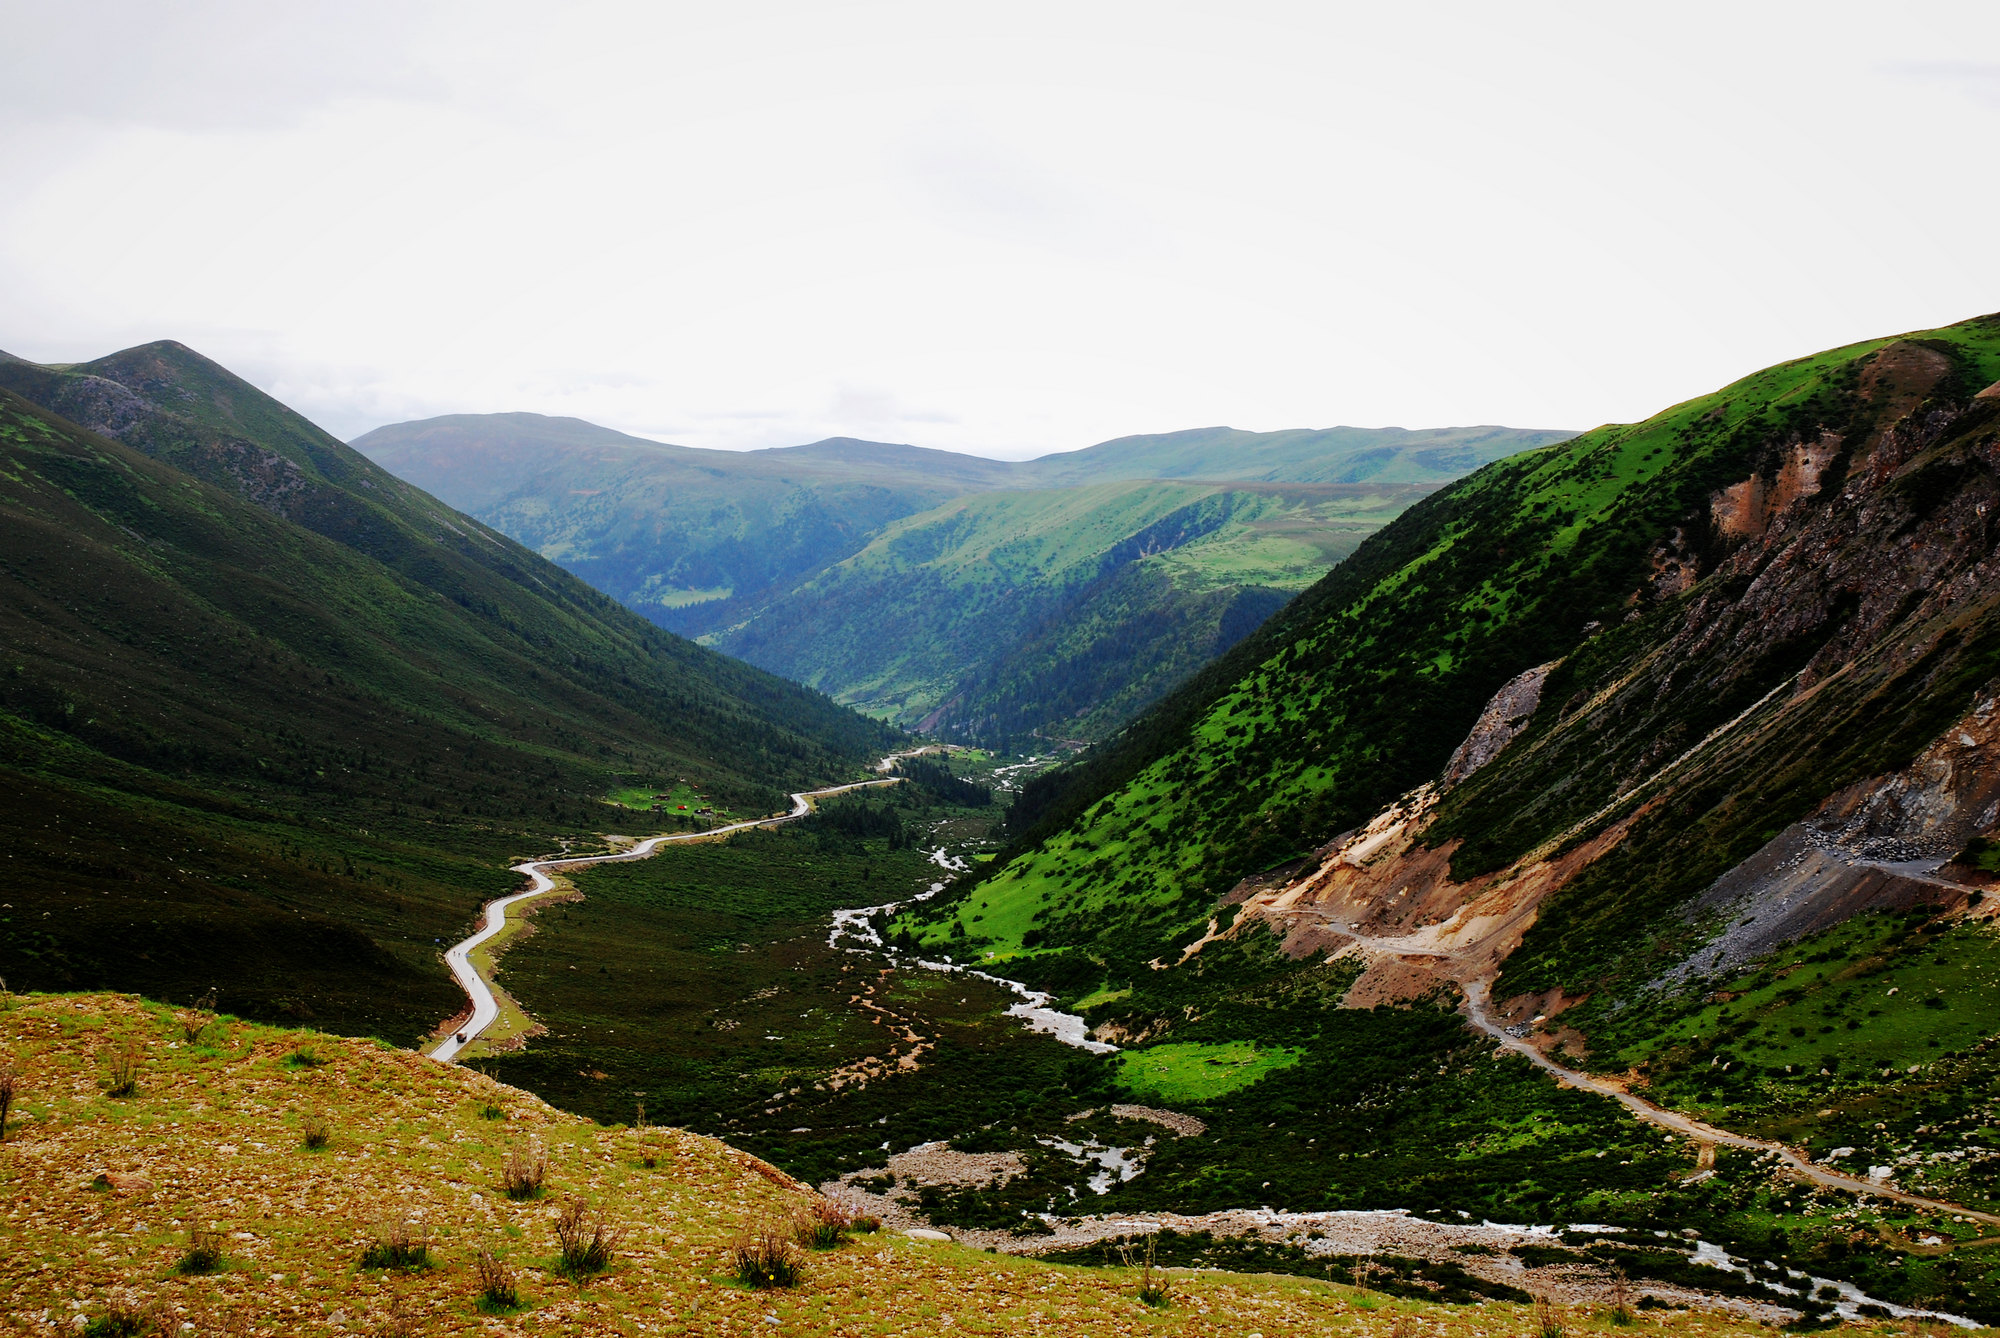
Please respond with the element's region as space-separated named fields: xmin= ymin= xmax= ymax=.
xmin=360 ymin=1219 xmax=431 ymax=1271
xmin=286 ymin=1045 xmax=325 ymax=1069
xmin=82 ymin=1303 xmax=162 ymax=1338
xmin=1535 ymin=1294 xmax=1565 ymax=1338
xmin=82 ymin=1298 xmax=173 ymax=1337
xmin=553 ymin=1197 xmax=617 ymax=1284
xmin=177 ymin=990 xmax=216 ymax=1044
xmin=503 ymin=1143 xmax=546 ymax=1200
xmin=733 ymin=1226 xmax=806 ymax=1289
xmin=478 ymin=1103 xmax=505 ymax=1121
xmin=793 ymin=1200 xmax=851 ymax=1250
xmin=0 ymin=1061 xmax=17 ymax=1143
xmin=1118 ymin=1232 xmax=1171 ymax=1308
xmin=103 ymin=1038 xmax=142 ymax=1097
xmin=475 ymin=1246 xmax=521 ymax=1312
xmin=300 ymin=1113 xmax=330 ymax=1151
xmin=1607 ymin=1268 xmax=1634 ymax=1325
xmin=176 ymin=1229 xmax=226 ymax=1276
xmin=850 ymin=1213 xmax=882 ymax=1234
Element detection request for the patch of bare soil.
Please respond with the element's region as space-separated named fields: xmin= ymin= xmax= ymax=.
xmin=803 ymin=1194 xmax=1796 ymax=1321
xmin=823 ymin=967 xmax=932 ymax=1091
xmin=1175 ymin=776 xmax=1641 ymax=1013
xmin=1104 ymin=1104 xmax=1207 ymax=1137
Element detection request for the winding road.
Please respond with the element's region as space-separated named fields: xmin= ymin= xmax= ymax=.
xmin=1266 ymin=889 xmax=2000 ymax=1225
xmin=1457 ymin=979 xmax=2000 ymax=1226
xmin=427 ymin=773 xmax=902 ymax=1063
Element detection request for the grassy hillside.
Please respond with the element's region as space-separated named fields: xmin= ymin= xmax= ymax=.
xmin=0 ymin=353 xmax=895 ymax=1040
xmin=1022 ymin=424 xmax=1575 ymax=486
xmin=350 ymin=416 xmax=985 ymax=639
xmin=708 ymin=480 xmax=1430 ymax=740
xmin=914 ymin=314 xmax=2000 ymax=972
xmin=0 ymin=991 xmax=1796 ymax=1338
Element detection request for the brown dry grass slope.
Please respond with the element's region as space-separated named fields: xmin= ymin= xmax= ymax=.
xmin=0 ymin=993 xmax=1791 ymax=1337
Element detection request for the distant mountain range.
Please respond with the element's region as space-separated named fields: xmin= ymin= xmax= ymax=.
xmin=353 ymin=416 xmax=1572 ymax=739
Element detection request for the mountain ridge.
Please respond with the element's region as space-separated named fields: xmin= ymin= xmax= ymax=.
xmin=353 ymin=412 xmax=1571 ymax=739
xmin=0 ymin=343 xmax=895 ymax=1038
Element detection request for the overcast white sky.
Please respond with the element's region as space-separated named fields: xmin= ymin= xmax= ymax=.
xmin=3 ymin=2 xmax=1997 ymax=457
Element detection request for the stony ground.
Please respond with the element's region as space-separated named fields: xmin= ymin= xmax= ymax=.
xmin=0 ymin=994 xmax=1834 ymax=1336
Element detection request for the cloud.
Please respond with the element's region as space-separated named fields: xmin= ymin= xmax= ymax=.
xmin=903 ymin=121 xmax=1147 ymax=258
xmin=1883 ymin=60 xmax=2000 ymax=107
xmin=0 ymin=1 xmax=440 ymax=130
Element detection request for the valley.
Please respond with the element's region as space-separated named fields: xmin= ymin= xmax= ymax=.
xmin=9 ymin=319 xmax=2000 ymax=1327
xmin=422 ymin=752 xmax=1995 ymax=1326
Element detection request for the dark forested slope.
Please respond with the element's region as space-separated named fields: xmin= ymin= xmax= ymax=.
xmin=0 ymin=348 xmax=895 ymax=1038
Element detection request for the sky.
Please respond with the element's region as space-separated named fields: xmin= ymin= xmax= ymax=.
xmin=3 ymin=2 xmax=1998 ymax=459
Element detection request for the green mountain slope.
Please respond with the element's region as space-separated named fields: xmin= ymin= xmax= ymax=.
xmin=877 ymin=313 xmax=2000 ymax=1315
xmin=709 ymin=479 xmax=1430 ymax=739
xmin=350 ymin=416 xmax=986 ymax=637
xmin=913 ymin=315 xmax=2000 ymax=967
xmin=880 ymin=316 xmax=2000 ymax=1304
xmin=0 ymin=348 xmax=895 ymax=1039
xmin=1022 ymin=424 xmax=1574 ymax=485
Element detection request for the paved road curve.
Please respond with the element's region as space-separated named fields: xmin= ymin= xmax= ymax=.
xmin=428 ymin=774 xmax=901 ymax=1063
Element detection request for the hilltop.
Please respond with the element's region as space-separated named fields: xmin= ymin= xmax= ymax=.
xmin=0 ymin=992 xmax=1792 ymax=1337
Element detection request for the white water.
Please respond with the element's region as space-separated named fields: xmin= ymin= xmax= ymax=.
xmin=1687 ymin=1237 xmax=1976 ymax=1328
xmin=825 ymin=858 xmax=1115 ymax=1055
xmin=988 ymin=756 xmax=1052 ymax=791
xmin=1039 ymin=1136 xmax=1146 ymax=1193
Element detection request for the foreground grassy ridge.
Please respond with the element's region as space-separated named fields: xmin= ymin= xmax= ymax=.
xmin=909 ymin=315 xmax=2000 ymax=976
xmin=0 ymin=993 xmax=1790 ymax=1338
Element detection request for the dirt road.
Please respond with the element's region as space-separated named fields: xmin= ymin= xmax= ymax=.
xmin=1455 ymin=978 xmax=2000 ymax=1224
xmin=427 ymin=774 xmax=900 ymax=1063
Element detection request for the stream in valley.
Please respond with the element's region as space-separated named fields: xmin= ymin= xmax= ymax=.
xmin=431 ymin=753 xmax=1978 ymax=1326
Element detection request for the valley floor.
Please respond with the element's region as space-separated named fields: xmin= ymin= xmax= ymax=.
xmin=392 ymin=756 xmax=1992 ymax=1326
